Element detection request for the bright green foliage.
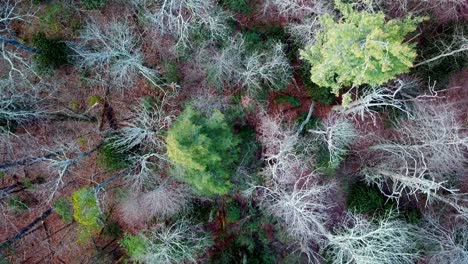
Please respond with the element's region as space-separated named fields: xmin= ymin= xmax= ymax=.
xmin=71 ymin=188 xmax=101 ymax=230
xmin=166 ymin=107 xmax=239 ymax=196
xmin=53 ymin=198 xmax=74 ymax=224
xmin=32 ymin=32 xmax=69 ymax=72
xmin=120 ymin=234 xmax=148 ymax=259
xmin=87 ymin=96 xmax=102 ymax=107
xmin=81 ymin=0 xmax=107 ymax=9
xmin=300 ymin=0 xmax=425 ymax=95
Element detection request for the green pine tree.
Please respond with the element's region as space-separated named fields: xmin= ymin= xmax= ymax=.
xmin=300 ymin=0 xmax=425 ymax=96
xmin=166 ymin=107 xmax=239 ymax=196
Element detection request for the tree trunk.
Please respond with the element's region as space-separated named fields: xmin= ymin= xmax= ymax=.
xmin=0 ymin=208 xmax=53 ymax=251
xmin=0 ymin=36 xmax=37 ymax=53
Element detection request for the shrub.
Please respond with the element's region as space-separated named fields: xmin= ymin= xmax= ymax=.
xmin=167 ymin=107 xmax=239 ymax=195
xmin=274 ymin=95 xmax=301 ymax=108
xmin=347 ymin=182 xmax=395 ymax=215
xmin=97 ymin=143 xmax=129 ymax=172
xmin=38 ymin=2 xmax=80 ymax=36
xmin=209 ymin=206 xmax=278 ymax=264
xmin=81 ymin=0 xmax=107 ymax=9
xmin=225 ymin=200 xmax=241 ymax=223
xmin=7 ymin=196 xmax=29 ymax=212
xmin=295 ymin=112 xmax=320 ymax=135
xmin=161 ymin=59 xmax=181 ymax=84
xmin=404 ymin=208 xmax=422 ymax=224
xmin=315 ymin=146 xmax=339 ymax=176
xmin=0 ymin=254 xmax=9 ymax=264
xmin=120 ymin=233 xmax=148 ymax=259
xmin=300 ymin=0 xmax=425 ymax=96
xmin=230 ymin=124 xmax=262 ymax=189
xmin=241 ymin=25 xmax=288 ymax=55
xmin=32 ymin=32 xmax=70 ymax=72
xmin=22 ymin=178 xmax=34 ymax=189
xmin=242 ymin=29 xmax=263 ymax=53
xmin=87 ymin=95 xmax=102 ymax=107
xmin=39 ymin=2 xmax=70 ymax=35
xmin=219 ymin=0 xmax=250 ymax=14
xmin=103 ymin=222 xmax=123 ymax=238
xmin=413 ymin=23 xmax=467 ymax=89
xmin=53 ymin=198 xmax=74 ymax=224
xmin=71 ymin=188 xmax=101 ymax=230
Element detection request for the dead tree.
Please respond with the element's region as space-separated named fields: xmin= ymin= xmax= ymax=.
xmin=363 ymin=101 xmax=468 ymax=218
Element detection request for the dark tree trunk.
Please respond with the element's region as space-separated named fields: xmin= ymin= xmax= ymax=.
xmin=0 ymin=208 xmax=53 ymax=251
xmin=0 ymin=36 xmax=37 ymax=53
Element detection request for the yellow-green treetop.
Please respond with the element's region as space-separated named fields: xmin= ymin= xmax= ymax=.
xmin=166 ymin=107 xmax=239 ymax=196
xmin=300 ymin=0 xmax=425 ymax=95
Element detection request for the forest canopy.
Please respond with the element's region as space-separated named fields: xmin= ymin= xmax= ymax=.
xmin=0 ymin=0 xmax=466 ymax=263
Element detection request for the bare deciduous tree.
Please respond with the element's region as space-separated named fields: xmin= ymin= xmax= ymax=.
xmin=201 ymin=35 xmax=244 ymax=89
xmin=108 ymin=89 xmax=177 ymax=191
xmin=331 ymin=79 xmax=421 ymax=123
xmin=262 ymin=0 xmax=331 ymax=46
xmin=287 ymin=16 xmax=323 ymax=47
xmin=202 ymin=35 xmax=291 ymax=93
xmin=134 ymin=220 xmax=212 ymax=264
xmin=263 ymin=0 xmax=331 ymax=19
xmin=247 ymin=176 xmax=334 ymax=261
xmin=415 ymin=24 xmax=467 ymax=67
xmin=422 ymin=216 xmax=468 ymax=264
xmin=42 ymin=142 xmax=99 ymax=202
xmin=256 ymin=111 xmax=310 ymax=185
xmin=363 ymin=101 xmax=468 ymax=217
xmin=0 ymin=0 xmax=35 ymax=33
xmin=326 ymin=212 xmax=420 ymax=264
xmin=0 ymin=93 xmax=44 ymax=134
xmin=309 ymin=114 xmax=358 ymax=167
xmin=241 ymin=42 xmax=291 ymax=92
xmin=120 ymin=182 xmax=190 ymax=225
xmin=108 ymin=90 xmax=177 ymax=153
xmin=70 ymin=19 xmax=162 ymax=91
xmin=1 ymin=0 xmax=39 ymax=86
xmin=141 ymin=0 xmax=230 ymax=49
xmin=382 ymin=0 xmax=466 ymax=22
